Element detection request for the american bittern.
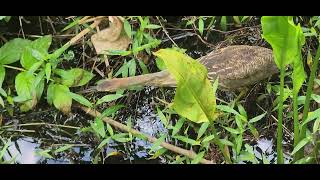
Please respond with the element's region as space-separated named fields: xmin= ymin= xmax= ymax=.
xmin=88 ymin=45 xmax=278 ymax=92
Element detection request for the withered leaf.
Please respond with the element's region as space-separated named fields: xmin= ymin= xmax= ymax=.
xmin=91 ymin=16 xmax=131 ymax=55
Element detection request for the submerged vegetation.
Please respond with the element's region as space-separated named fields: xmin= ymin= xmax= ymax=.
xmin=0 ymin=16 xmax=320 ymax=164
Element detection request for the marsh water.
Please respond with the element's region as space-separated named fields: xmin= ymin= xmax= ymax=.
xmin=1 ymin=86 xmax=292 ymax=164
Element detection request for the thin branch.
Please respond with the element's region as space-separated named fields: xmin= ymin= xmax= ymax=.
xmin=78 ymin=105 xmax=215 ymax=164
xmin=156 ymin=16 xmax=179 ymax=47
xmin=67 ymin=18 xmax=102 ymax=46
xmin=79 ymin=16 xmax=106 ymax=25
xmin=256 ymin=103 xmax=294 ymax=139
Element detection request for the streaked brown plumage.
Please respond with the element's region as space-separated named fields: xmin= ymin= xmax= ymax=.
xmin=92 ymin=45 xmax=279 ymax=92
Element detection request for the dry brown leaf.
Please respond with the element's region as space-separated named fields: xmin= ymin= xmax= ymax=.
xmin=91 ymin=16 xmax=131 ymax=55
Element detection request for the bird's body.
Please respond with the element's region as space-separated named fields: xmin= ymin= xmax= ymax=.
xmin=94 ymin=45 xmax=278 ymax=92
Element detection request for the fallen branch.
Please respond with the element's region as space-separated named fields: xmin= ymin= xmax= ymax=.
xmin=78 ymin=105 xmax=215 ymax=164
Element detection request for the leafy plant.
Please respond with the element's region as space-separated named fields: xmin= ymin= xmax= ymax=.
xmin=262 ymin=16 xmax=306 ymax=163
xmin=0 ymin=16 xmax=11 ymax=22
xmin=0 ymin=35 xmax=93 ymax=113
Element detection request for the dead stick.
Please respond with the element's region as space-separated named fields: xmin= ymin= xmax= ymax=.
xmin=79 ymin=105 xmax=215 ymax=164
xmin=78 ymin=16 xmax=91 ymax=24
xmin=79 ymin=16 xmax=106 ymax=25
xmin=66 ymin=18 xmax=103 ymax=47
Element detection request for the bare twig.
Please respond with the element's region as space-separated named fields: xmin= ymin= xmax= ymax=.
xmin=66 ymin=18 xmax=103 ymax=46
xmin=18 ymin=16 xmax=25 ymax=39
xmin=79 ymin=16 xmax=106 ymax=25
xmin=46 ymin=16 xmax=57 ymax=34
xmin=191 ymin=23 xmax=215 ymax=47
xmin=78 ymin=16 xmax=92 ymax=24
xmin=38 ymin=16 xmax=43 ymax=35
xmin=256 ymin=103 xmax=294 ymax=139
xmin=78 ymin=105 xmax=215 ymax=164
xmin=2 ymin=64 xmax=26 ymax=72
xmin=156 ymin=16 xmax=179 ymax=47
xmin=0 ymin=34 xmax=8 ymax=42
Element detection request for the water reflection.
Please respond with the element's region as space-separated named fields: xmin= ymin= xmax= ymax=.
xmin=3 ymin=137 xmax=41 ymax=164
xmin=253 ymin=137 xmax=292 ymax=164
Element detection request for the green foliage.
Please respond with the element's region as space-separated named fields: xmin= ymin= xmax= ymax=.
xmin=54 ymin=144 xmax=74 ymax=154
xmin=68 ymin=92 xmax=92 ymax=108
xmin=91 ymin=117 xmax=106 ymax=138
xmin=50 ymin=83 xmax=72 ymax=114
xmin=0 ymin=139 xmax=12 ymax=164
xmin=0 ymin=65 xmax=5 ymax=88
xmin=220 ymin=16 xmax=227 ymax=31
xmin=21 ymin=35 xmax=52 ymax=69
xmin=0 ymin=16 xmax=11 ymax=22
xmin=262 ymin=16 xmax=306 ymax=163
xmin=3 ymin=16 xmax=320 ymax=164
xmin=14 ymin=71 xmax=43 ymax=111
xmin=0 ymin=33 xmax=94 ymax=114
xmin=0 ymin=38 xmax=31 ymax=64
xmin=96 ymin=93 xmax=124 ymax=105
xmin=55 ymin=68 xmax=94 ymax=87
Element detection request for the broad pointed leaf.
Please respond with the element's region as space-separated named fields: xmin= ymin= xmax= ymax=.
xmin=153 ymin=49 xmax=216 ymax=123
xmin=55 ymin=68 xmax=94 ymax=87
xmin=20 ymin=35 xmax=52 ymax=69
xmin=52 ymin=84 xmax=72 ymax=114
xmin=0 ymin=38 xmax=31 ymax=64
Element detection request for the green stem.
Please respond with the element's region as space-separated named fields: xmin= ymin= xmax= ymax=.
xmin=293 ymin=92 xmax=299 ymax=161
xmin=277 ymin=63 xmax=285 ymax=164
xmin=293 ymin=51 xmax=305 ymax=161
xmin=297 ymin=43 xmax=320 ymax=159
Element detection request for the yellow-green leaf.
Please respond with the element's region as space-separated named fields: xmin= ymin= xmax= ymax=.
xmin=15 ymin=71 xmax=38 ymax=111
xmin=261 ymin=16 xmax=306 ymax=93
xmin=153 ymin=49 xmax=216 ymax=123
xmin=21 ymin=35 xmax=52 ymax=69
xmin=0 ymin=38 xmax=31 ymax=65
xmin=52 ymin=84 xmax=72 ymax=114
xmin=55 ymin=68 xmax=94 ymax=87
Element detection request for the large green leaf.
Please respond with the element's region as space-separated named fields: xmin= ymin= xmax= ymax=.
xmin=33 ymin=70 xmax=45 ymax=102
xmin=262 ymin=16 xmax=304 ymax=67
xmin=0 ymin=38 xmax=31 ymax=64
xmin=153 ymin=49 xmax=216 ymax=123
xmin=52 ymin=84 xmax=72 ymax=114
xmin=262 ymin=17 xmax=306 ymax=161
xmin=261 ymin=16 xmax=306 ymax=93
xmin=20 ymin=35 xmax=52 ymax=69
xmin=14 ymin=72 xmax=37 ymax=111
xmin=55 ymin=68 xmax=94 ymax=87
